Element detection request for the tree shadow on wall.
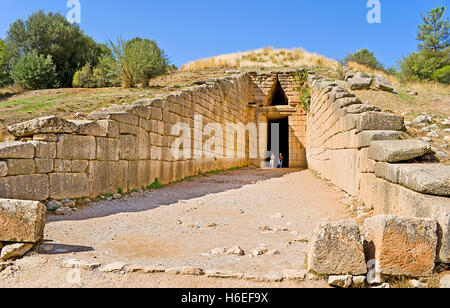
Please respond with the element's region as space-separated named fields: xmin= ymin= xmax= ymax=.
xmin=46 ymin=168 xmax=304 ymax=223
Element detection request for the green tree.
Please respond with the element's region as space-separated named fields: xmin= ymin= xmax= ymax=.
xmin=93 ymin=55 xmax=120 ymax=87
xmin=343 ymin=48 xmax=384 ymax=70
xmin=6 ymin=10 xmax=106 ymax=87
xmin=0 ymin=39 xmax=13 ymax=87
xmin=399 ymin=48 xmax=449 ymax=81
xmin=110 ymin=37 xmax=169 ymax=87
xmin=11 ymin=52 xmax=58 ymax=89
xmin=417 ymin=6 xmax=450 ymax=53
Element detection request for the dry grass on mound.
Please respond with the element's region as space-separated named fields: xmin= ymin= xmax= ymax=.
xmin=181 ymin=47 xmax=338 ymax=71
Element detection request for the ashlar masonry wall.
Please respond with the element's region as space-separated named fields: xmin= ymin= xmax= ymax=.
xmin=307 ymin=75 xmax=450 ymax=263
xmin=0 ymin=74 xmax=253 ymax=201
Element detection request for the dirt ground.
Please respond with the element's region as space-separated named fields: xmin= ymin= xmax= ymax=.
xmin=0 ymin=168 xmax=351 ymax=288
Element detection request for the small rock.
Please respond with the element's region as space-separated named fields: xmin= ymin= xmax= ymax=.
xmin=205 ymin=270 xmax=244 ymax=279
xmin=267 ymin=249 xmax=280 ymax=256
xmin=437 ymin=152 xmax=449 ymax=159
xmin=142 ymin=265 xmax=166 ymax=273
xmin=408 ymin=91 xmax=418 ymax=96
xmin=1 ymin=243 xmax=33 ymax=261
xmin=328 ymin=275 xmax=353 ymax=288
xmin=371 ymin=283 xmax=391 ymax=289
xmin=444 ymin=128 xmax=450 ymax=134
xmin=61 ymin=259 xmax=101 ymax=271
xmin=225 ymin=245 xmax=245 ymax=256
xmin=282 ymin=269 xmax=307 ymax=281
xmin=99 ymin=262 xmax=128 ymax=273
xmin=440 ymin=274 xmax=450 ymax=288
xmin=414 ymin=115 xmax=432 ymax=124
xmin=419 ymin=137 xmax=433 ymax=143
xmin=305 ymin=272 xmax=321 ymax=281
xmin=244 ymin=272 xmax=283 ymax=282
xmin=352 ymin=276 xmax=367 ymax=288
xmin=428 ymin=131 xmax=441 ymax=138
xmin=209 ymin=247 xmax=226 ymax=256
xmin=63 ymin=200 xmax=76 ymax=208
xmin=250 ymin=247 xmax=268 ymax=257
xmin=113 ymin=194 xmax=122 ymax=200
xmin=55 ymin=206 xmax=72 ymax=216
xmin=46 ymin=200 xmax=62 ymax=209
xmin=179 ymin=267 xmax=204 ymax=276
xmin=411 ymin=279 xmax=427 ymax=289
xmin=165 ymin=268 xmax=181 ymax=275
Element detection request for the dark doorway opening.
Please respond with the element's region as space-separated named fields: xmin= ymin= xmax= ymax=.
xmin=267 ymin=118 xmax=289 ymax=168
xmin=266 ymin=78 xmax=289 ymax=106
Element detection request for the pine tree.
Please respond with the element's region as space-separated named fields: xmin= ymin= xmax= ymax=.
xmin=417 ymin=6 xmax=450 ymax=53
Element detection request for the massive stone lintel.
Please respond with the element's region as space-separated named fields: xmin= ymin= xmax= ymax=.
xmin=7 ymin=116 xmax=77 ymax=137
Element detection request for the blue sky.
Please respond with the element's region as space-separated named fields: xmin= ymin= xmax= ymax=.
xmin=1 ymin=0 xmax=448 ymax=68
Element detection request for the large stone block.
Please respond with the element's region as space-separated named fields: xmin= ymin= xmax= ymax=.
xmin=49 ymin=173 xmax=89 ymax=200
xmin=35 ymin=158 xmax=54 ymax=174
xmin=7 ymin=116 xmax=77 ymax=137
xmin=5 ymin=159 xmax=35 ymax=175
xmin=87 ymin=111 xmax=138 ymax=126
xmin=119 ymin=135 xmax=138 ymax=160
xmin=0 ymin=199 xmax=46 ymax=243
xmin=0 ymin=142 xmax=34 ymax=159
xmin=356 ymin=130 xmax=402 ymax=149
xmin=0 ymin=174 xmax=49 ymax=201
xmin=88 ymin=161 xmax=119 ymax=198
xmin=30 ymin=141 xmax=56 ymax=159
xmin=96 ymin=120 xmax=119 ymax=138
xmin=308 ymin=220 xmax=367 ymax=275
xmin=369 ymin=140 xmax=431 ymax=163
xmin=96 ymin=137 xmax=120 ymax=161
xmin=396 ymin=164 xmax=450 ymax=197
xmin=69 ymin=120 xmax=107 ymax=137
xmin=56 ymin=135 xmax=96 ymax=160
xmin=362 ymin=215 xmax=438 ymax=277
xmin=357 ymin=112 xmax=404 ymax=132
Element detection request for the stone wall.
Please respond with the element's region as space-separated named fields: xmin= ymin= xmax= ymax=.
xmin=306 ymin=75 xmax=450 ymax=263
xmin=0 ymin=74 xmax=253 ymax=201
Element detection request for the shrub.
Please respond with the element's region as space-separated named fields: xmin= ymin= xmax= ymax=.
xmin=432 ymin=65 xmax=450 ymax=84
xmin=399 ymin=49 xmax=448 ymax=82
xmin=93 ymin=55 xmax=120 ymax=87
xmin=293 ymin=71 xmax=311 ymax=111
xmin=11 ymin=52 xmax=58 ymax=89
xmin=72 ymin=63 xmax=95 ymax=88
xmin=343 ymin=48 xmax=385 ymax=71
xmin=110 ymin=37 xmax=169 ymax=87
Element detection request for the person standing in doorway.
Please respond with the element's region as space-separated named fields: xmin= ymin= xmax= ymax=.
xmin=270 ymin=153 xmax=276 ymax=168
xmin=278 ymin=153 xmax=284 ymax=168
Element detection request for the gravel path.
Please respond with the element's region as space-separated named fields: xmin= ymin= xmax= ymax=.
xmin=0 ymin=168 xmax=351 ymax=288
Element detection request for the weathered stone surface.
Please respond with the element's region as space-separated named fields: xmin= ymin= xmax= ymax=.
xmin=96 ymin=137 xmax=120 ymax=161
xmin=436 ymin=212 xmax=450 ymax=263
xmin=88 ymin=111 xmax=138 ymax=126
xmin=99 ymin=262 xmax=128 ymax=273
xmin=346 ymin=104 xmax=381 ymax=114
xmin=394 ymin=164 xmax=450 ymax=197
xmin=328 ymin=275 xmax=353 ymax=288
xmin=33 ymin=134 xmax=58 ymax=142
xmin=307 ymin=220 xmax=367 ymax=275
xmin=357 ymin=112 xmax=404 ymax=132
xmin=352 ymin=276 xmax=367 ymax=288
xmin=356 ymin=130 xmax=402 ymax=149
xmin=205 ymin=270 xmax=244 ymax=279
xmin=96 ymin=120 xmax=119 ymax=138
xmin=372 ymin=75 xmax=398 ymax=93
xmin=0 ymin=161 xmax=7 ymax=177
xmin=49 ymin=173 xmax=89 ymax=200
xmin=56 ymin=135 xmax=96 ymax=160
xmin=69 ymin=120 xmax=107 ymax=137
xmin=7 ymin=116 xmax=77 ymax=137
xmin=0 ymin=142 xmax=34 ymax=159
xmin=5 ymin=159 xmax=35 ymax=175
xmin=0 ymin=199 xmax=46 ymax=243
xmin=362 ymin=215 xmax=438 ymax=277
xmin=441 ymin=274 xmax=450 ymax=288
xmin=61 ymin=259 xmax=101 ymax=271
xmin=1 ymin=243 xmax=33 ymax=260
xmin=71 ymin=160 xmax=89 ymax=173
xmin=119 ymin=135 xmax=138 ymax=160
xmin=282 ymin=269 xmax=307 ymax=281
xmin=35 ymin=158 xmax=53 ymax=174
xmin=369 ymin=140 xmax=431 ymax=162
xmin=348 ymin=73 xmax=372 ymax=90
xmin=88 ymin=161 xmax=119 ymax=198
xmin=0 ymin=175 xmax=49 ymax=201
xmin=30 ymin=141 xmax=56 ymax=159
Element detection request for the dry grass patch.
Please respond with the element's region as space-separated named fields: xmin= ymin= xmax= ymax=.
xmin=181 ymin=47 xmax=338 ymax=71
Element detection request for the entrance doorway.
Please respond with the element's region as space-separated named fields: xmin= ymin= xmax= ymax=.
xmin=267 ymin=117 xmax=289 ymax=168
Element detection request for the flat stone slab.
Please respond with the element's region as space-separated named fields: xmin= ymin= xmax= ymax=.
xmin=7 ymin=116 xmax=77 ymax=137
xmin=362 ymin=215 xmax=438 ymax=277
xmin=0 ymin=199 xmax=46 ymax=243
xmin=369 ymin=140 xmax=431 ymax=162
xmin=0 ymin=142 xmax=35 ymax=159
xmin=357 ymin=130 xmax=402 ymax=149
xmin=395 ymin=164 xmax=450 ymax=197
xmin=307 ymin=220 xmax=367 ymax=275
